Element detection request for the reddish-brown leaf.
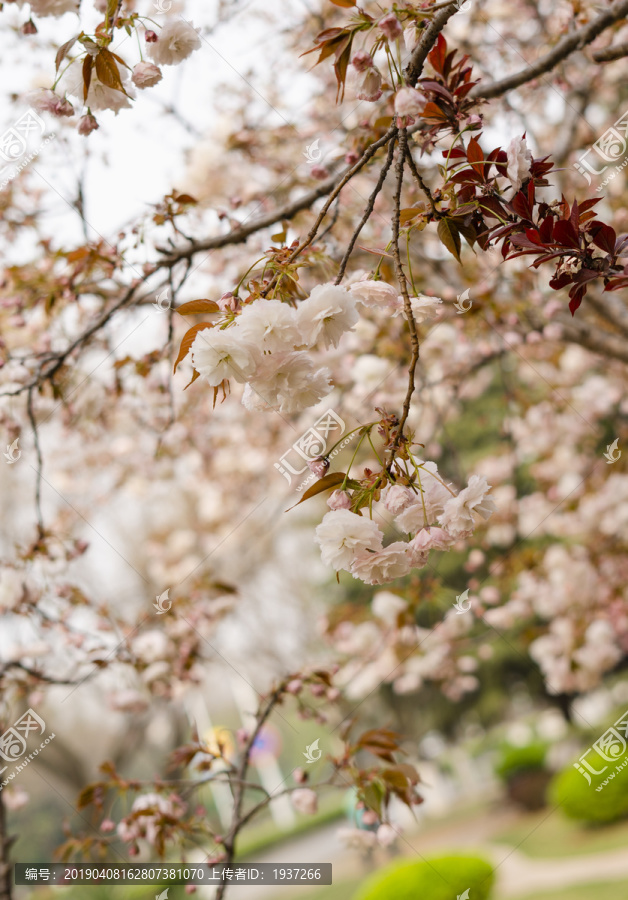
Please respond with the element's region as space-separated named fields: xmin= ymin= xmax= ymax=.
xmin=286 ymin=472 xmax=351 ymax=511
xmin=82 ymin=55 xmax=94 ymax=103
xmin=176 ymin=299 xmax=220 ymax=316
xmin=95 ymin=48 xmax=127 ymax=95
xmin=173 ymin=322 xmax=213 ymax=373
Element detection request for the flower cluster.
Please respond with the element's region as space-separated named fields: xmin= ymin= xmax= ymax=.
xmin=315 ymin=464 xmax=496 ymax=585
xmin=189 ymin=284 xmax=359 ymax=413
xmin=25 ymin=19 xmax=201 ymax=132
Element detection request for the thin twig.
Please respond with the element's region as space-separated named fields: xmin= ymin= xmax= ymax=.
xmin=334 ymin=136 xmax=397 ymax=285
xmin=261 ymin=126 xmax=398 ymax=297
xmin=593 ymin=41 xmax=628 ymax=62
xmin=404 ymin=144 xmax=438 ymax=217
xmin=26 ymin=388 xmax=44 ymax=539
xmin=389 ymin=130 xmax=421 ymax=459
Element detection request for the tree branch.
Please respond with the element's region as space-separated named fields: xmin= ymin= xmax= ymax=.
xmin=470 ymin=0 xmax=628 ymax=99
xmin=390 ymin=130 xmax=420 ymax=456
xmin=404 ymin=1 xmax=461 ymax=86
xmin=592 ymin=40 xmax=628 ymax=62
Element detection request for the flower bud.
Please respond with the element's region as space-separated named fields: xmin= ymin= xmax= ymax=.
xmin=308 ymin=457 xmax=329 ymax=478
xmin=78 ymin=114 xmax=99 ymax=136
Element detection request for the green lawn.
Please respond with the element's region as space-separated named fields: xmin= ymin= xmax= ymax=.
xmin=517 ymin=882 xmax=628 ymax=900
xmin=494 ymin=808 xmax=628 ymax=858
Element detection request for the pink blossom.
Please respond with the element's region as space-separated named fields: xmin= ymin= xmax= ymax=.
xmin=379 ymin=13 xmax=403 ymax=40
xmin=383 ymin=483 xmax=415 ymax=514
xmin=348 ymin=54 xmax=383 ymax=102
xmin=506 ymin=135 xmax=533 ymax=192
xmin=350 ymin=543 xmax=411 ymax=585
xmin=132 ymin=62 xmax=163 ymax=89
xmin=77 ymin=113 xmax=99 ymax=136
xmin=291 ymin=788 xmax=318 ymax=815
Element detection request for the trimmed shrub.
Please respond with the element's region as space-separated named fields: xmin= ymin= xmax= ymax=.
xmin=495 ymin=741 xmax=547 ymax=782
xmin=354 ymin=853 xmax=495 ymax=900
xmin=496 ymin=741 xmax=551 ymax=810
xmin=550 ymin=760 xmax=628 ymax=825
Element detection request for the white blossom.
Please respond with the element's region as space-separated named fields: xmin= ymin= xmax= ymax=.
xmin=350 ymin=280 xmax=400 ymax=309
xmin=438 ymin=474 xmax=496 ymax=535
xmin=394 ymin=87 xmax=425 ymax=118
xmin=350 ymin=542 xmax=412 ymax=584
xmin=409 ymin=294 xmax=442 ymax=323
xmin=296 ymin=284 xmax=358 ymax=349
xmin=506 ymin=135 xmax=533 ymax=192
xmin=147 ymin=20 xmax=202 ymax=66
xmin=191 ymin=328 xmax=258 ymax=386
xmin=383 ymin=483 xmax=416 ymax=514
xmin=242 ymin=352 xmax=332 ymax=413
xmin=315 ymin=509 xmax=383 ymax=570
xmin=236 ymin=299 xmax=300 ymax=353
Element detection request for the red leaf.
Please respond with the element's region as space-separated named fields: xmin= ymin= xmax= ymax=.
xmin=553 ymin=219 xmax=580 ymax=249
xmin=428 ymin=33 xmax=447 ymax=74
xmin=591 ymin=222 xmax=617 ymax=254
xmin=467 ymin=136 xmax=484 ymax=178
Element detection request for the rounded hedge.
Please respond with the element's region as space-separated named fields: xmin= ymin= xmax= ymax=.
xmin=495 ymin=741 xmax=548 ymax=782
xmin=354 ymin=854 xmax=495 ymax=900
xmin=550 ymin=760 xmax=628 ymax=825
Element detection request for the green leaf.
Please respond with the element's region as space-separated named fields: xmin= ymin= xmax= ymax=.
xmin=437 ymin=217 xmax=462 ymax=263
